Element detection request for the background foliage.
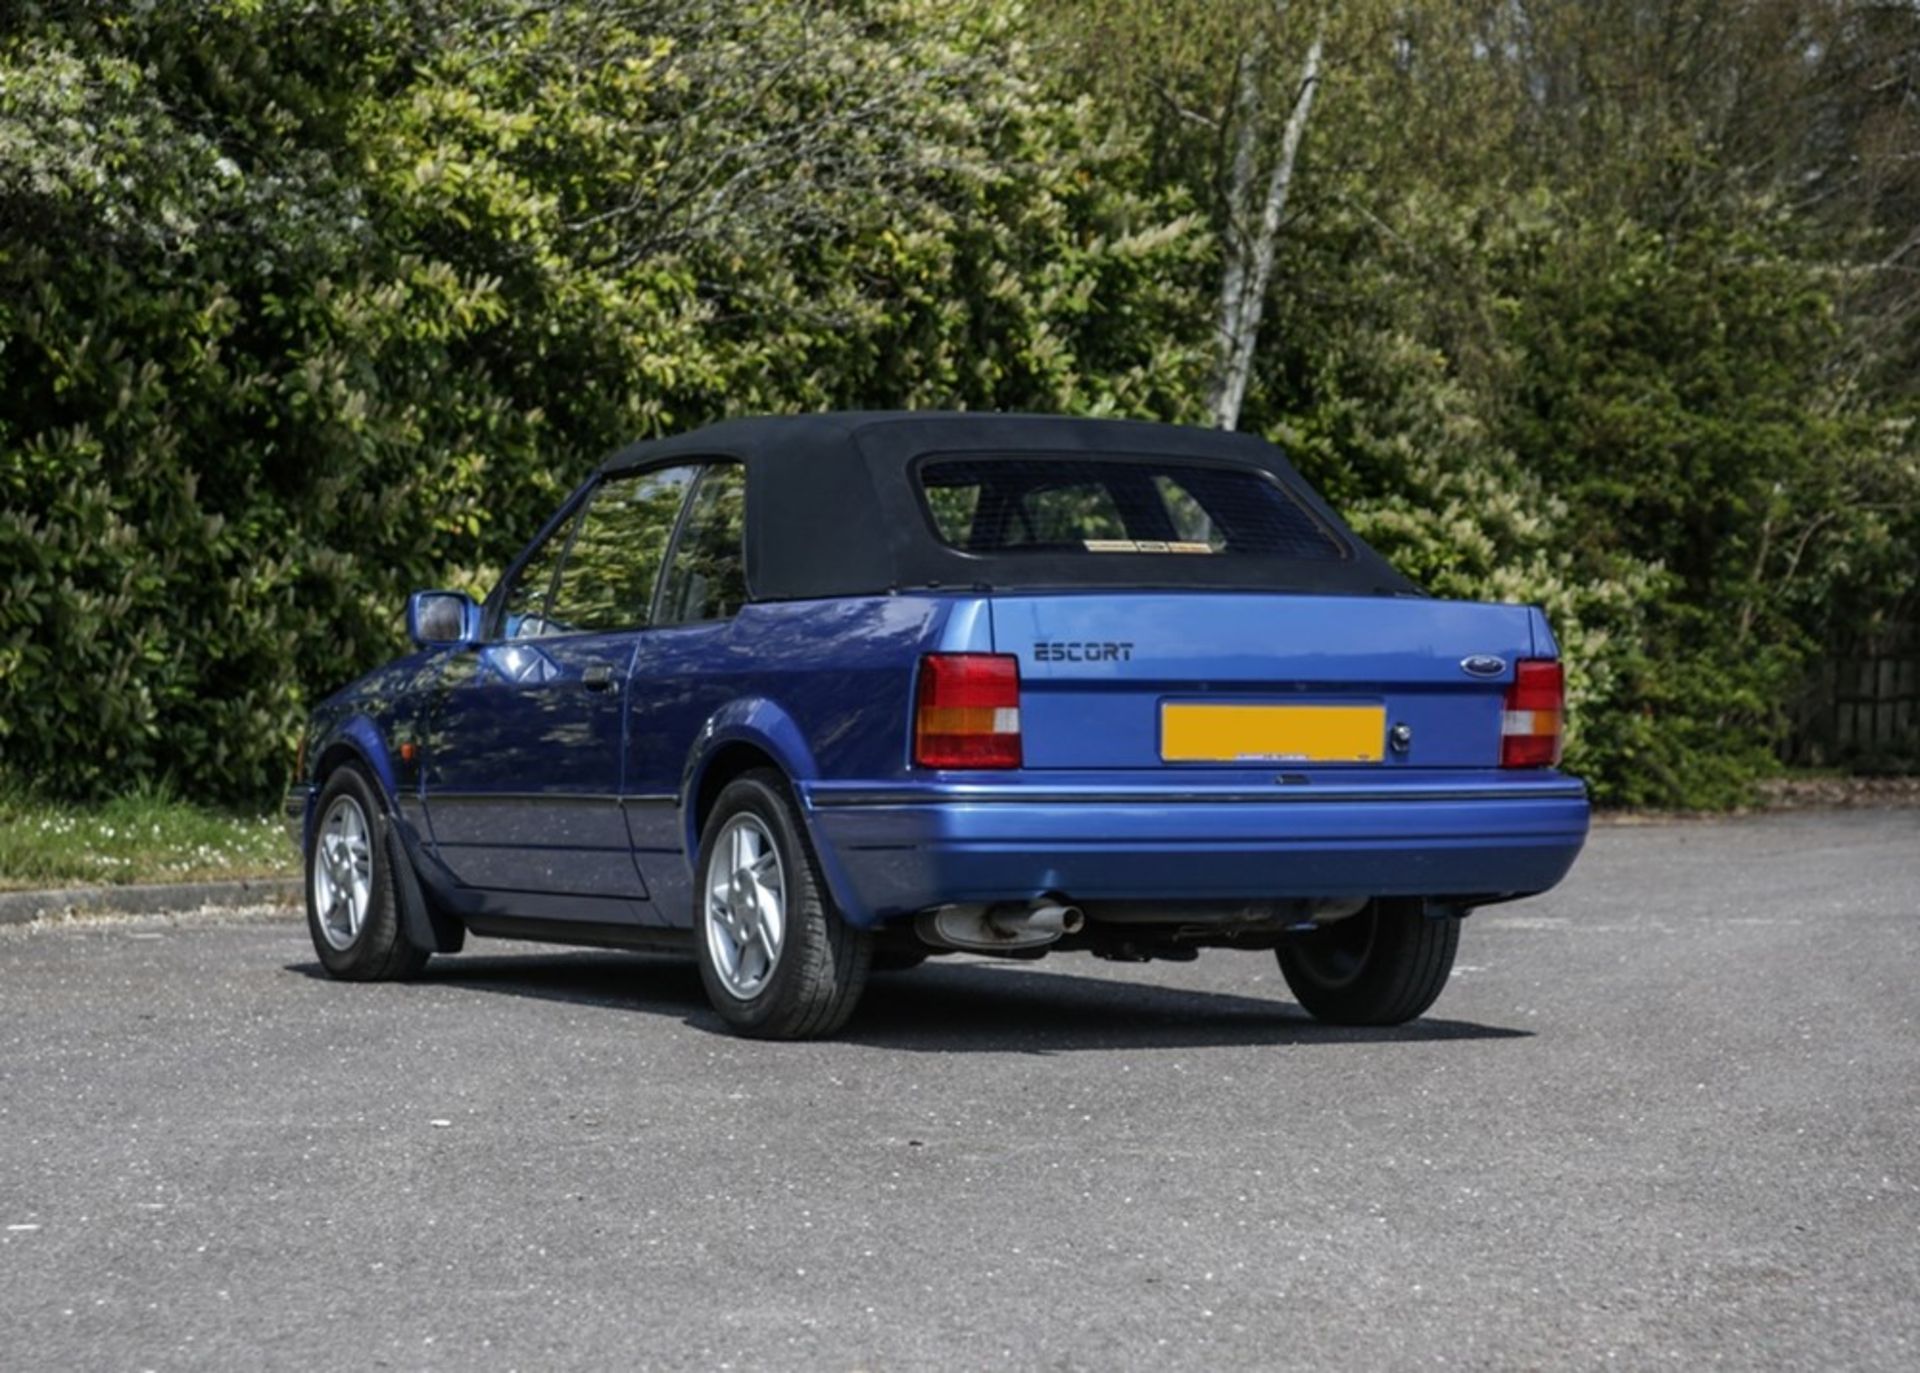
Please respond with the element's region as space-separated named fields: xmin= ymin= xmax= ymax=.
xmin=3 ymin=0 xmax=1916 ymax=807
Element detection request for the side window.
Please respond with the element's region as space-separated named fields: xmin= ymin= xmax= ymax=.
xmin=658 ymin=463 xmax=748 ymax=625
xmin=500 ymin=510 xmax=578 ymax=641
xmin=544 ymin=465 xmax=700 ymax=634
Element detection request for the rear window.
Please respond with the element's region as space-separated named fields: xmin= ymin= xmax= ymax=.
xmin=917 ymin=456 xmax=1346 ymax=561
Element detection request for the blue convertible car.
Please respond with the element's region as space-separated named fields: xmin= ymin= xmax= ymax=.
xmin=290 ymin=413 xmax=1588 ymax=1037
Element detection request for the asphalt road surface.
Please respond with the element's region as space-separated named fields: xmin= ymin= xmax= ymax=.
xmin=3 ymin=810 xmax=1916 ymax=1371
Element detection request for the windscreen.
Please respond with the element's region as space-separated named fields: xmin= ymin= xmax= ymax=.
xmin=917 ymin=456 xmax=1347 ymax=562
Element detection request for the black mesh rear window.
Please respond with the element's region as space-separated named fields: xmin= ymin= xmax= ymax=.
xmin=917 ymin=457 xmax=1346 ymax=561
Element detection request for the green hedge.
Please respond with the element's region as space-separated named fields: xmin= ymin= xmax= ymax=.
xmin=1 ymin=2 xmax=1210 ymax=802
xmin=4 ymin=2 xmax=1915 ymax=809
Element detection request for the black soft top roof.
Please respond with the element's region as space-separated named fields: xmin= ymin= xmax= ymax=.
xmin=598 ymin=412 xmax=1416 ymax=601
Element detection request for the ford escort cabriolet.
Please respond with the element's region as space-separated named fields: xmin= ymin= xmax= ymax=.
xmin=289 ymin=413 xmax=1589 ymax=1038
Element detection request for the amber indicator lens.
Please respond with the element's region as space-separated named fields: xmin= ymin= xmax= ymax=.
xmin=914 ymin=653 xmax=1022 ymax=769
xmin=1501 ymin=660 xmax=1565 ymax=767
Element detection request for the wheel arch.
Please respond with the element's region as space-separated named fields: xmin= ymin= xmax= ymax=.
xmin=311 ymin=716 xmax=400 ymax=807
xmin=680 ymin=699 xmax=874 ymax=925
xmin=690 ymin=741 xmax=786 ymax=841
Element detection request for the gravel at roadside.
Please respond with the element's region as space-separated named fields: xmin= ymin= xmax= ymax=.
xmin=0 ymin=879 xmax=298 ymax=928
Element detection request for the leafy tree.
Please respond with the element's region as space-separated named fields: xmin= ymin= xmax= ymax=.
xmin=0 ymin=0 xmax=1208 ymax=800
xmin=2 ymin=0 xmax=1915 ymax=808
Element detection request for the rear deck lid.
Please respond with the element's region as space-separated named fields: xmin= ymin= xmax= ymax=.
xmin=991 ymin=592 xmax=1538 ymax=770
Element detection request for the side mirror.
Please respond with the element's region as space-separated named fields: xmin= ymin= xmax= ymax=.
xmin=407 ymin=590 xmax=480 ymax=648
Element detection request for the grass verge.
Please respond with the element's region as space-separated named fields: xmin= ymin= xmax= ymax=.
xmin=0 ymin=787 xmax=295 ymax=891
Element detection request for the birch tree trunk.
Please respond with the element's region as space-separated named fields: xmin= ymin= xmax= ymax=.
xmin=1206 ymin=25 xmax=1326 ymax=431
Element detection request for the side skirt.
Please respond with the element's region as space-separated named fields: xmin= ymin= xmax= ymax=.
xmin=462 ymin=915 xmax=695 ymax=956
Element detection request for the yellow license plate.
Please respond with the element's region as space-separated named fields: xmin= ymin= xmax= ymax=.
xmin=1160 ymin=702 xmax=1386 ymax=763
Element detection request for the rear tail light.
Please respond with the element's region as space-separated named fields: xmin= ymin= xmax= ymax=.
xmin=1501 ymin=659 xmax=1565 ymax=768
xmin=914 ymin=653 xmax=1022 ymax=769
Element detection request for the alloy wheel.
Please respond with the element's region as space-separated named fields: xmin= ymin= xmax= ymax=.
xmin=1288 ymin=905 xmax=1380 ymax=990
xmin=704 ymin=814 xmax=787 ymax=999
xmin=312 ymin=794 xmax=374 ymax=952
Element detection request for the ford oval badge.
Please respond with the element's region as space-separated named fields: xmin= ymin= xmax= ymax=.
xmin=1461 ymin=654 xmax=1506 ymax=679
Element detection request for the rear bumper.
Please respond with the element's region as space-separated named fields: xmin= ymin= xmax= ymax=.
xmin=800 ymin=774 xmax=1590 ymax=924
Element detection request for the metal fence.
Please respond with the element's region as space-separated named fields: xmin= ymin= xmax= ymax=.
xmin=1789 ymin=624 xmax=1920 ymax=769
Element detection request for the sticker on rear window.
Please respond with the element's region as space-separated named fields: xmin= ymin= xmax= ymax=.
xmin=1082 ymin=538 xmax=1214 ymax=554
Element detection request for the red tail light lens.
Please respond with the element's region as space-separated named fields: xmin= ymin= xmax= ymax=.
xmin=914 ymin=653 xmax=1022 ymax=769
xmin=1501 ymin=659 xmax=1565 ymax=768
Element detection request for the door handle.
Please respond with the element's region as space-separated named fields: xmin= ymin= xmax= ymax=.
xmin=582 ymin=663 xmax=617 ymax=693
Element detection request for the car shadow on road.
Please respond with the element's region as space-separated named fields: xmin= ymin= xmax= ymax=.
xmin=847 ymin=963 xmax=1531 ymax=1052
xmin=286 ymin=951 xmax=1531 ymax=1052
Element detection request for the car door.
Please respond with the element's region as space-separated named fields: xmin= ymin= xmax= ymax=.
xmin=423 ymin=464 xmax=700 ymax=911
xmin=622 ymin=461 xmax=754 ymax=925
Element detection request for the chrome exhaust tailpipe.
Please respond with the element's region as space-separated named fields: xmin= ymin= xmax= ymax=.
xmin=992 ymin=901 xmax=1084 ymax=938
xmin=917 ymin=898 xmax=1084 ymax=954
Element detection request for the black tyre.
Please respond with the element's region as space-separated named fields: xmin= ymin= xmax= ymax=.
xmin=870 ymin=950 xmax=930 ymax=974
xmin=693 ymin=769 xmax=871 ymax=1039
xmin=304 ymin=765 xmax=430 ymax=982
xmin=1276 ymin=898 xmax=1458 ymax=1026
